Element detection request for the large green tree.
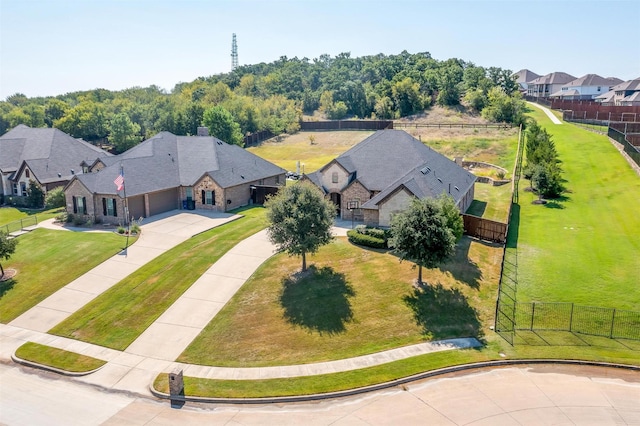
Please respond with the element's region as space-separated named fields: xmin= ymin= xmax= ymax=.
xmin=389 ymin=196 xmax=462 ymax=284
xmin=202 ymin=105 xmax=243 ymax=146
xmin=109 ymin=113 xmax=141 ymax=153
xmin=0 ymin=231 xmax=18 ymax=278
xmin=265 ymin=181 xmax=335 ymax=272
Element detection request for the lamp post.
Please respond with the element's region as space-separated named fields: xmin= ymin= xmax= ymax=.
xmin=348 ymin=200 xmax=359 ymax=229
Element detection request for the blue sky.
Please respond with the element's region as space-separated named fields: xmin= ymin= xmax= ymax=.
xmin=1 ymin=0 xmax=639 ymax=99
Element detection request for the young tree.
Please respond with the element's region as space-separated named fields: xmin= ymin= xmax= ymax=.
xmin=26 ymin=180 xmax=44 ymax=208
xmin=265 ymin=181 xmax=335 ymax=272
xmin=389 ymin=197 xmax=460 ymax=284
xmin=202 ymin=105 xmax=243 ymax=146
xmin=0 ymin=231 xmax=18 ymax=278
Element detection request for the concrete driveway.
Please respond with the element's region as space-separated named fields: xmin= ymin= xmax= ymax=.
xmin=9 ymin=210 xmax=241 ymax=333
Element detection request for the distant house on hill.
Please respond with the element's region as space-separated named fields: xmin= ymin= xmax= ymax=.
xmin=64 ymin=127 xmax=286 ymax=223
xmin=0 ymin=124 xmax=110 ymax=202
xmin=549 ymin=74 xmax=622 ymax=100
xmin=512 ymin=69 xmax=540 ymax=92
xmin=303 ymin=130 xmax=476 ymax=227
xmin=527 ymin=72 xmax=576 ymax=98
xmin=596 ymin=78 xmax=640 ymax=106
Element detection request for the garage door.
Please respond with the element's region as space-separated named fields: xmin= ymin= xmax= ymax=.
xmin=127 ymin=195 xmax=145 ymax=220
xmin=149 ymin=188 xmax=179 ymax=216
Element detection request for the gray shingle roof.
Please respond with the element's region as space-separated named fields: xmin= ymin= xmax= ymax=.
xmin=512 ymin=69 xmax=540 ymax=84
xmin=74 ymin=132 xmax=286 ymax=196
xmin=612 ymin=78 xmax=640 ymax=91
xmin=0 ymin=124 xmax=111 ymax=183
xmin=564 ymin=74 xmax=623 ymax=88
xmin=529 ymin=72 xmax=576 ymax=85
xmin=327 ymin=130 xmax=475 ymax=208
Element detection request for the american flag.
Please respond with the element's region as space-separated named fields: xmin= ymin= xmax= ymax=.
xmin=114 ymin=172 xmax=124 ymax=191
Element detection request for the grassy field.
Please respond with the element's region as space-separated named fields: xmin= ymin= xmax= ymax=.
xmin=179 ymin=235 xmax=503 ymax=367
xmin=50 ymin=207 xmax=268 ymax=350
xmin=15 ymin=342 xmax=105 ymax=373
xmin=0 ymin=229 xmax=128 ymax=323
xmin=247 ymin=131 xmax=373 ymax=172
xmin=513 ymin=109 xmax=640 ymax=310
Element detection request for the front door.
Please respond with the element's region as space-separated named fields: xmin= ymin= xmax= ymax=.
xmin=329 ymin=192 xmax=341 ymax=217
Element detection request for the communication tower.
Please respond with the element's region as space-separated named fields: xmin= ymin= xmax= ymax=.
xmin=231 ymin=33 xmax=238 ymax=70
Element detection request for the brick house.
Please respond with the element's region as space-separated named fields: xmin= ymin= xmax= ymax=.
xmin=0 ymin=124 xmax=110 ymax=201
xmin=64 ymin=128 xmax=286 ymax=223
xmin=303 ymin=130 xmax=476 ymax=227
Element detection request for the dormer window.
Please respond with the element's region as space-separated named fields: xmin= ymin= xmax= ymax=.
xmin=25 ymin=169 xmax=30 ymax=178
xmin=332 ymin=172 xmax=338 ymax=183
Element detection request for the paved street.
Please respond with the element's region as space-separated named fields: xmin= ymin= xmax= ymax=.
xmin=1 ymin=362 xmax=639 ymax=425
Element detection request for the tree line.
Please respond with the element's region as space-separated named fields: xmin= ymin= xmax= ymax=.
xmin=1 ymin=50 xmax=525 ymax=152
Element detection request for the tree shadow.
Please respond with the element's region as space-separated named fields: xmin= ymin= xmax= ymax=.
xmin=403 ymin=283 xmax=482 ymax=340
xmin=0 ymin=278 xmax=15 ymax=299
xmin=543 ymin=194 xmax=571 ymax=210
xmin=506 ymin=203 xmax=520 ymax=249
xmin=280 ymin=265 xmax=355 ymax=335
xmin=438 ymin=237 xmax=483 ymax=289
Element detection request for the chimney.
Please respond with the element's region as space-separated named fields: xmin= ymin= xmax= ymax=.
xmin=197 ymin=127 xmax=209 ymax=137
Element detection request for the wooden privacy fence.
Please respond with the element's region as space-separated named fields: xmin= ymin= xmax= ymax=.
xmin=299 ymin=120 xmax=393 ymax=131
xmin=394 ymin=122 xmax=512 ymax=129
xmin=462 ymin=214 xmax=507 ymax=243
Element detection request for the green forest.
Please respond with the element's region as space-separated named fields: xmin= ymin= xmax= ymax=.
xmin=0 ymin=51 xmax=525 ymax=152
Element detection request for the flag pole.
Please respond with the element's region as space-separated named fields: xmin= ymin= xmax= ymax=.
xmin=121 ymin=165 xmax=130 ymax=257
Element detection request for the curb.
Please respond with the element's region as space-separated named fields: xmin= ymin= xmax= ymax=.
xmin=11 ymin=353 xmax=105 ymax=377
xmin=149 ymin=359 xmax=640 ymax=405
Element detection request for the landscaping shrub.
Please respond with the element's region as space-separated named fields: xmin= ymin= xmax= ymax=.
xmin=347 ymin=229 xmax=387 ymax=249
xmin=45 ymin=187 xmax=65 ymax=209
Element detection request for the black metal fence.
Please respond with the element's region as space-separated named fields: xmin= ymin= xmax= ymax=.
xmin=514 ymin=302 xmax=640 ymax=340
xmin=608 ymin=127 xmax=640 ymax=167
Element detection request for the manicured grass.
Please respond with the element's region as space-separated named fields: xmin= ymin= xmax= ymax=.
xmin=178 ymin=236 xmax=503 ymax=367
xmin=0 ymin=206 xmax=62 ymax=229
xmin=466 ymin=183 xmax=512 ymax=223
xmin=514 ymin=109 xmax=640 ymax=310
xmin=15 ymin=342 xmax=105 ymax=373
xmin=0 ymin=229 xmax=128 ymax=323
xmin=50 ymin=207 xmax=268 ymax=350
xmin=156 ymin=334 xmax=639 ymax=398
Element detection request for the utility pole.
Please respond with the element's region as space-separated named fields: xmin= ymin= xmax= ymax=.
xmin=231 ymin=33 xmax=238 ymax=71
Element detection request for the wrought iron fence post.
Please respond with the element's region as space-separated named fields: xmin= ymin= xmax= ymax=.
xmin=610 ymin=309 xmax=617 ymax=339
xmin=530 ymin=302 xmax=535 ymax=330
xmin=569 ymin=303 xmax=574 ymax=332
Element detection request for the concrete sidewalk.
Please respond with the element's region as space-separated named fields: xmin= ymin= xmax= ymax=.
xmin=528 ymin=101 xmax=563 ymax=124
xmin=8 ymin=211 xmax=240 ymax=333
xmin=124 ymin=229 xmax=276 ymax=361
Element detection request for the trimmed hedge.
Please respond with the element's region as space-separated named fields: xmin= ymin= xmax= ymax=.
xmin=347 ymin=229 xmax=387 ymax=249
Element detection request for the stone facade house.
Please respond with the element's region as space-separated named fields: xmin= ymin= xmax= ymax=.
xmin=304 ymin=130 xmax=476 ymax=227
xmin=0 ymin=124 xmax=110 ymax=201
xmin=64 ymin=128 xmax=286 ymax=224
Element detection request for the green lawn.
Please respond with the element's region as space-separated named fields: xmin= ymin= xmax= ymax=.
xmin=0 ymin=229 xmax=127 ymax=323
xmin=15 ymin=342 xmax=105 ymax=373
xmin=179 ymin=236 xmax=503 ymax=367
xmin=466 ymin=183 xmax=512 ymax=223
xmin=0 ymin=206 xmax=62 ymax=230
xmin=50 ymin=207 xmax=268 ymax=350
xmin=513 ymin=109 xmax=640 ymax=310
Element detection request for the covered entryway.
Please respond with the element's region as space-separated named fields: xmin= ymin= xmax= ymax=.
xmin=250 ymin=185 xmax=280 ymax=205
xmin=148 ymin=188 xmax=179 ymax=217
xmin=329 ymin=192 xmax=341 ymax=217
